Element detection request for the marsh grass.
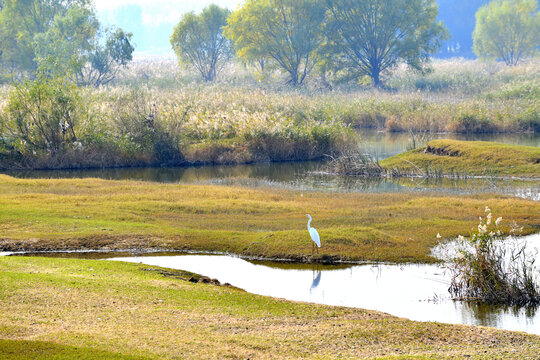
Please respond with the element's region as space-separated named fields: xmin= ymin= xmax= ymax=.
xmin=0 ymin=59 xmax=538 ymax=170
xmin=446 ymin=210 xmax=540 ymax=306
xmin=115 ymin=58 xmax=539 ymax=135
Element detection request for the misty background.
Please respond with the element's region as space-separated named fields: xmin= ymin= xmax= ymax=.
xmin=96 ymin=0 xmax=488 ymax=57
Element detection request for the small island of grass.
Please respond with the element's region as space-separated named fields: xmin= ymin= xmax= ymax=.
xmin=380 ymin=140 xmax=540 ymax=178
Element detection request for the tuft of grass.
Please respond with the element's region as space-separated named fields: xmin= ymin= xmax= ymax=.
xmin=446 ymin=211 xmax=540 ymax=306
xmin=0 ymin=256 xmax=539 ymax=359
xmin=326 ymin=151 xmax=384 ymax=177
xmin=380 ymin=140 xmax=540 ymax=178
xmin=0 ymin=175 xmax=538 ymax=263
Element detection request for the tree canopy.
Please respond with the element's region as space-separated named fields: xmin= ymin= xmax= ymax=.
xmin=322 ymin=0 xmax=448 ymax=87
xmin=226 ymin=0 xmax=326 ymax=86
xmin=473 ymin=0 xmax=539 ymax=65
xmin=0 ymin=0 xmax=89 ymax=76
xmin=170 ymin=5 xmax=232 ymax=82
xmin=0 ymin=0 xmax=134 ymax=85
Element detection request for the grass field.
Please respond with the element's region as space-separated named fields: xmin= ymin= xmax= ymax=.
xmin=0 ymin=256 xmax=539 ymax=359
xmin=380 ymin=140 xmax=540 ymax=178
xmin=0 ymin=174 xmax=538 ymax=263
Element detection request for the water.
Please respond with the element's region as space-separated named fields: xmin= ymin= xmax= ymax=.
xmin=2 ymin=131 xmax=539 ymax=200
xmin=106 ymin=233 xmax=540 ymax=335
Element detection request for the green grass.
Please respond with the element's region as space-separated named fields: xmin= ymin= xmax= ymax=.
xmin=0 ymin=340 xmax=148 ymax=360
xmin=0 ymin=256 xmax=538 ymax=359
xmin=381 ymin=140 xmax=540 ymax=178
xmin=0 ymin=174 xmax=538 ymax=263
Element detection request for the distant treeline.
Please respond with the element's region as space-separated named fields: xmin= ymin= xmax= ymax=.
xmin=99 ymin=0 xmax=490 ymax=58
xmin=170 ymin=0 xmax=538 ymax=86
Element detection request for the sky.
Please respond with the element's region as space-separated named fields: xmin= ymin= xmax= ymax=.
xmin=94 ymin=0 xmax=243 ymax=56
xmin=93 ymin=0 xmax=484 ymax=58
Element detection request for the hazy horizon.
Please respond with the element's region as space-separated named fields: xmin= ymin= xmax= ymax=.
xmin=96 ymin=0 xmax=243 ymax=56
xmin=96 ymin=0 xmax=487 ymax=58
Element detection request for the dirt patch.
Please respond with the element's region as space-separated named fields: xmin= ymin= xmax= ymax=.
xmin=424 ymin=144 xmax=462 ymax=157
xmin=140 ymin=268 xmax=233 ymax=287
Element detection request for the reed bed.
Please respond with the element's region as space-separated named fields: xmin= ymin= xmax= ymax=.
xmin=0 ymin=58 xmax=537 ymax=170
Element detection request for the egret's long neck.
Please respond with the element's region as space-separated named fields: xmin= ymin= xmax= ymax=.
xmin=307 ymin=217 xmax=312 ymax=230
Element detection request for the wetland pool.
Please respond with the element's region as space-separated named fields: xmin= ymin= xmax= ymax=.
xmin=107 ymin=233 xmax=540 ymax=335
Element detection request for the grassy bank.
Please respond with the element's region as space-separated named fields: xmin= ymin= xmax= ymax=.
xmin=380 ymin=140 xmax=540 ymax=178
xmin=0 ymin=256 xmax=539 ymax=359
xmin=0 ymin=175 xmax=538 ymax=263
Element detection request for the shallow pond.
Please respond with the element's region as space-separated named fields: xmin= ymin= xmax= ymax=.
xmin=105 ymin=233 xmax=540 ymax=335
xmin=3 ymin=130 xmax=539 ymax=200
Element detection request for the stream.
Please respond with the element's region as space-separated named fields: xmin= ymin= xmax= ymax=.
xmin=103 ymin=233 xmax=540 ymax=335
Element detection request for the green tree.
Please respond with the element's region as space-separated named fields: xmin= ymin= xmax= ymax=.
xmin=34 ymin=6 xmax=99 ymax=79
xmin=323 ymin=0 xmax=447 ymax=87
xmin=473 ymin=0 xmax=540 ymax=65
xmin=78 ymin=29 xmax=134 ymax=87
xmin=4 ymin=76 xmax=81 ymax=155
xmin=0 ymin=0 xmax=133 ymax=85
xmin=170 ymin=5 xmax=232 ymax=82
xmin=0 ymin=0 xmax=89 ymax=77
xmin=226 ymin=0 xmax=326 ymax=86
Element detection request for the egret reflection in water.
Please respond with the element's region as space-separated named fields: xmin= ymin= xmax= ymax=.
xmin=310 ymin=265 xmax=322 ymax=295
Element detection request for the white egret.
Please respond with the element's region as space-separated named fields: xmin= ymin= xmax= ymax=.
xmin=306 ymin=214 xmax=321 ymax=255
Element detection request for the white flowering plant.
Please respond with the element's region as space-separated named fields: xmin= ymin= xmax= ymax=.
xmin=467 ymin=206 xmax=504 ymax=254
xmin=446 ymin=206 xmax=539 ymax=306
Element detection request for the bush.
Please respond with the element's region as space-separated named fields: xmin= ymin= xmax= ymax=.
xmin=447 ymin=113 xmax=499 ymax=133
xmin=112 ymin=89 xmax=184 ymax=166
xmin=4 ymin=77 xmax=83 ymax=156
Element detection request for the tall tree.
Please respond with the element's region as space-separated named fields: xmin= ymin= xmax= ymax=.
xmin=0 ymin=0 xmax=89 ymax=76
xmin=323 ymin=0 xmax=447 ymax=87
xmin=170 ymin=5 xmax=232 ymax=82
xmin=34 ymin=6 xmax=99 ymax=78
xmin=0 ymin=0 xmax=134 ymax=85
xmin=225 ymin=0 xmax=326 ymax=86
xmin=79 ymin=28 xmax=134 ymax=87
xmin=473 ymin=0 xmax=539 ymax=65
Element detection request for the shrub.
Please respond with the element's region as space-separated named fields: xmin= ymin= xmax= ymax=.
xmin=112 ymin=89 xmax=184 ymax=166
xmin=4 ymin=77 xmax=83 ymax=156
xmin=447 ymin=113 xmax=499 ymax=133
